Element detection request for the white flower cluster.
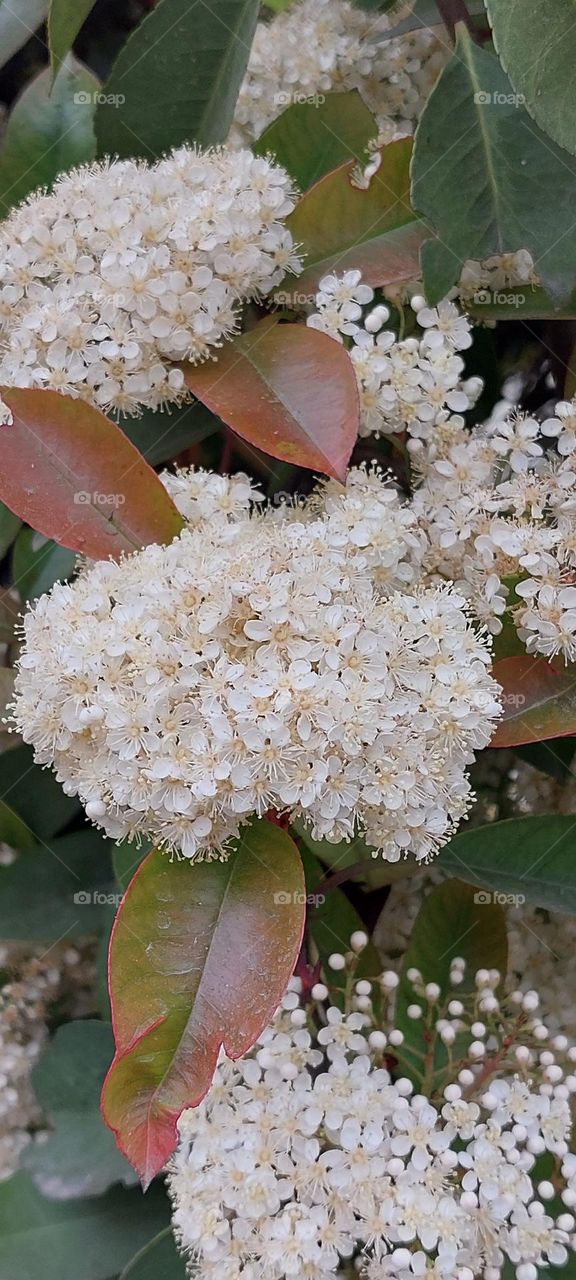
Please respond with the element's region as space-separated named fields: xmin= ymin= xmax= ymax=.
xmin=0 ymin=147 xmax=300 ymax=415
xmin=410 ymin=398 xmax=576 ymax=661
xmin=169 ymin=951 xmax=576 ymax=1280
xmin=11 ymin=466 xmax=500 ymax=864
xmin=230 ymin=0 xmax=447 ymax=148
xmin=307 ymin=274 xmax=482 ymax=439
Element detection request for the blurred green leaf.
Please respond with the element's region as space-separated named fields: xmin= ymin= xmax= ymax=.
xmin=49 ymin=0 xmax=98 ymax=78
xmin=119 ymin=1229 xmax=187 ymax=1279
xmin=395 ymin=880 xmax=507 ymax=1087
xmin=112 ymin=841 xmax=150 ymax=892
xmin=254 ymin=90 xmax=376 ymax=190
xmin=95 ymin=0 xmax=259 ymax=159
xmin=25 ymin=1021 xmax=137 ymax=1198
xmin=0 ymin=1174 xmax=172 ymax=1280
xmin=0 ymin=829 xmax=115 ymax=940
xmin=120 ymin=401 xmax=220 ymax=468
xmin=0 ymin=503 xmax=21 ymax=561
xmin=0 ymin=744 xmax=81 ymax=838
xmin=0 ymin=59 xmax=98 ymax=217
xmin=12 ymin=528 xmax=77 ymax=601
xmin=0 ymin=0 xmax=49 ymax=72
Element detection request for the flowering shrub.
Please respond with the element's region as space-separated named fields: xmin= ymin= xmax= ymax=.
xmin=1 ymin=0 xmax=576 ymax=1276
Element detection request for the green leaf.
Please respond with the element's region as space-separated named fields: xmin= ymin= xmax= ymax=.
xmin=253 ymin=90 xmax=377 ymax=190
xmin=0 ymin=798 xmax=38 ymax=853
xmin=0 ymin=0 xmax=49 ymax=72
xmin=25 ymin=1021 xmax=137 ymax=1198
xmin=0 ymin=829 xmax=115 ymax=941
xmin=102 ymin=818 xmax=306 ymax=1184
xmin=411 ymin=28 xmax=576 ymax=304
xmin=468 ymin=285 xmax=576 ymax=320
xmin=395 ymin=880 xmax=508 ymax=1086
xmin=49 ymin=0 xmax=98 ymax=78
xmin=119 ymin=1229 xmax=187 ymax=1280
xmin=0 ymin=503 xmax=21 ymax=561
xmin=491 ymin=655 xmax=576 ymax=747
xmin=436 ymin=815 xmax=576 ymax=914
xmin=515 ymin=738 xmax=576 ymax=783
xmin=113 ymin=841 xmax=150 ymax=892
xmin=486 ymin=0 xmax=576 ymax=157
xmin=95 ymin=0 xmax=259 ymax=161
xmin=12 ymin=529 xmax=77 ymax=601
xmin=300 ymin=846 xmax=382 ymax=1001
xmin=120 ymin=402 xmax=220 ymax=468
xmin=0 ymin=60 xmax=97 ymax=218
xmin=282 ymin=139 xmax=426 ymax=299
xmin=0 ymin=1174 xmax=172 ymax=1280
xmin=183 ymin=319 xmax=359 ymax=481
xmin=0 ymin=744 xmax=81 ymax=838
xmin=0 ymin=388 xmax=185 ymax=560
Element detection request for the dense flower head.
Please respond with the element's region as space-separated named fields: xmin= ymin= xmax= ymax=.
xmin=0 ymin=146 xmax=300 ymax=415
xmin=169 ymin=949 xmax=576 ymax=1279
xmin=307 ymin=275 xmax=482 ymax=438
xmin=410 ymin=397 xmax=576 ymax=660
xmin=11 ymin=466 xmax=500 ymax=864
xmin=230 ymin=0 xmax=447 ymax=148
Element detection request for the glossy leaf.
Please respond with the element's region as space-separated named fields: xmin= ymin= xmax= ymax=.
xmin=0 ymin=0 xmax=49 ymax=71
xmin=183 ymin=320 xmax=359 ymax=481
xmin=486 ymin=0 xmax=576 ymax=157
xmin=119 ymin=1229 xmax=186 ymax=1280
xmin=0 ymin=829 xmax=114 ymax=941
xmin=491 ymin=655 xmax=576 ymax=747
xmin=96 ymin=0 xmax=259 ymax=160
xmin=0 ymin=743 xmax=81 ymax=838
xmin=281 ymin=139 xmax=426 ymax=299
xmin=0 ymin=1174 xmax=172 ymax=1280
xmin=0 ymin=60 xmax=97 ymax=217
xmin=254 ymin=90 xmax=377 ymax=190
xmin=25 ymin=1021 xmax=137 ymax=1199
xmin=49 ymin=0 xmax=98 ymax=77
xmin=120 ymin=401 xmax=220 ymax=468
xmin=0 ymin=388 xmax=185 ymax=559
xmin=412 ymin=29 xmax=576 ymax=304
xmin=437 ymin=816 xmax=576 ymax=915
xmin=102 ymin=819 xmax=306 ymax=1184
xmin=395 ymin=880 xmax=508 ymax=1086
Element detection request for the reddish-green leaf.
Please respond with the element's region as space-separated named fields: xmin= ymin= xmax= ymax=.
xmin=0 ymin=388 xmax=184 ymax=558
xmin=183 ymin=320 xmax=359 ymax=480
xmin=102 ymin=819 xmax=306 ymax=1185
xmin=280 ymin=139 xmax=426 ymax=300
xmin=492 ymin=655 xmax=576 ymax=747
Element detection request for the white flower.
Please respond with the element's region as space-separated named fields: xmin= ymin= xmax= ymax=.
xmin=11 ymin=466 xmax=500 ymax=865
xmin=168 ymin=962 xmax=576 ymax=1279
xmin=0 ymin=147 xmax=300 ymax=415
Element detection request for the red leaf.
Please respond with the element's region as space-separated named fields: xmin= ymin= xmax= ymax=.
xmin=280 ymin=138 xmax=426 ymax=300
xmin=0 ymin=388 xmax=185 ymax=558
xmin=491 ymin=654 xmax=576 ymax=747
xmin=183 ymin=319 xmax=359 ymax=480
xmin=101 ymin=819 xmax=306 ymax=1185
